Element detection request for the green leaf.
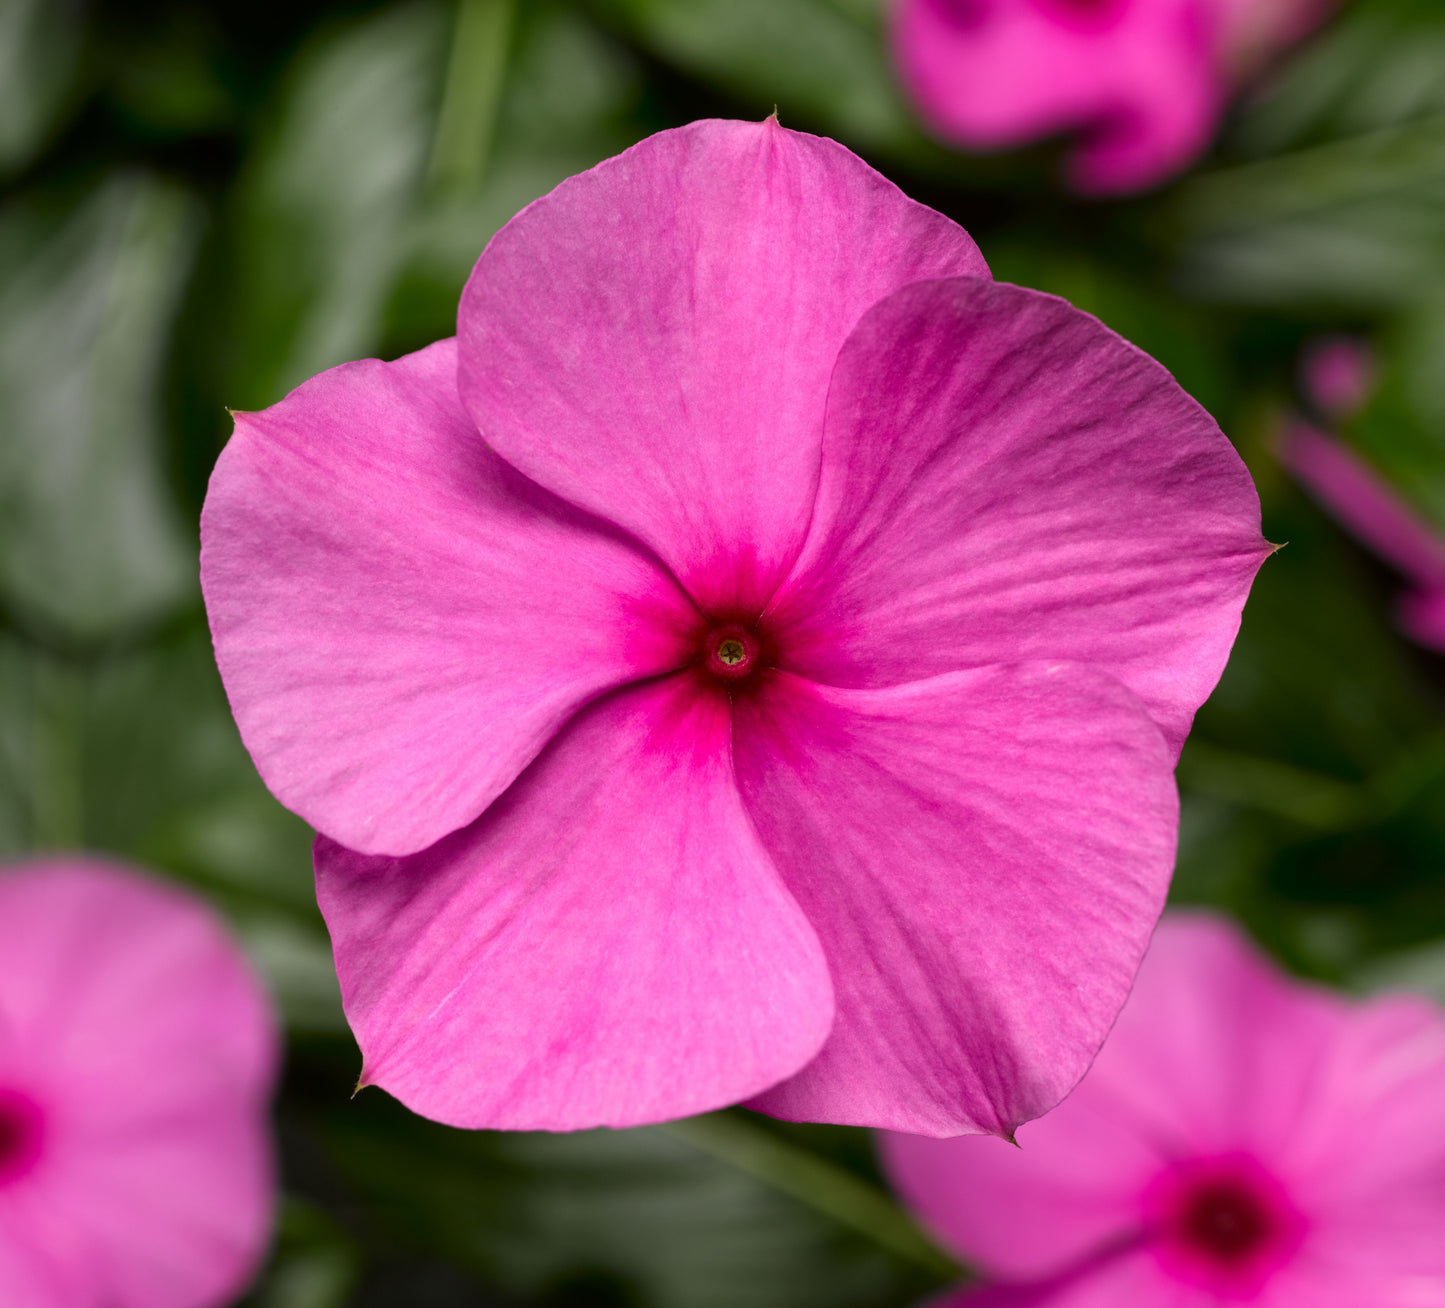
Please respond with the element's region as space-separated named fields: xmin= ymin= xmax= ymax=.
xmin=0 ymin=0 xmax=83 ymax=176
xmin=0 ymin=175 xmax=200 ymax=642
xmin=224 ymin=1 xmax=447 ymax=409
xmin=585 ymin=0 xmax=932 ymax=159
xmin=312 ymin=1097 xmax=942 ymax=1308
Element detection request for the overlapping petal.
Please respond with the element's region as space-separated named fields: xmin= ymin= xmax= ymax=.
xmin=732 ymin=662 xmax=1177 ymax=1137
xmin=316 ymin=675 xmax=834 ymax=1132
xmin=771 ymin=277 xmax=1270 ymax=757
xmin=893 ymin=0 xmax=1221 ymax=193
xmin=457 ymin=118 xmax=989 ymax=613
xmin=883 ymin=916 xmax=1341 ymax=1279
xmin=201 ymin=338 xmax=699 ymax=857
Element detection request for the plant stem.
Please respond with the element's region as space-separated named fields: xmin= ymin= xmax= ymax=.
xmin=428 ymin=0 xmax=515 ymax=198
xmin=661 ymin=1112 xmax=965 ymax=1281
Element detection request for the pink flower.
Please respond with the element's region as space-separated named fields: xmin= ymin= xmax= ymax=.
xmin=1299 ymin=335 xmax=1376 ymax=421
xmin=200 ymin=119 xmax=1269 ymax=1136
xmin=892 ymin=0 xmax=1334 ymax=194
xmin=881 ymin=913 xmax=1445 ymax=1306
xmin=1278 ymin=421 xmax=1445 ymax=652
xmin=0 ymin=856 xmax=278 ymax=1308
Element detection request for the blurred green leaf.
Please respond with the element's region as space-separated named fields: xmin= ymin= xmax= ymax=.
xmin=0 ymin=616 xmax=329 ymax=1025
xmin=1235 ymin=0 xmax=1445 ymax=157
xmin=315 ymin=1101 xmax=941 ymax=1308
xmin=244 ymin=1198 xmax=360 ymax=1308
xmin=429 ymin=0 xmax=516 ymax=197
xmin=225 ymin=1 xmax=447 ymax=407
xmin=584 ymin=0 xmax=931 ymax=158
xmin=391 ymin=2 xmax=648 ymax=352
xmin=0 ymin=0 xmax=83 ymax=175
xmin=0 ymin=175 xmax=200 ymax=642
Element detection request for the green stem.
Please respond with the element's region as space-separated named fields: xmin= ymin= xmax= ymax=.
xmin=428 ymin=0 xmax=515 ymax=198
xmin=1177 ymin=740 xmax=1365 ymax=829
xmin=661 ymin=1112 xmax=965 ymax=1281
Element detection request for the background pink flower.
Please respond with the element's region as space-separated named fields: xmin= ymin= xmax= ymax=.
xmin=201 ymin=119 xmax=1268 ymax=1137
xmin=1278 ymin=421 xmax=1445 ymax=652
xmin=881 ymin=913 xmax=1445 ymax=1306
xmin=1299 ymin=335 xmax=1376 ymax=421
xmin=892 ymin=0 xmax=1334 ymax=194
xmin=0 ymin=856 xmax=278 ymax=1308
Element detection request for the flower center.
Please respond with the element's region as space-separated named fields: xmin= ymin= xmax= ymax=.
xmin=1177 ymin=1179 xmax=1272 ymax=1263
xmin=1145 ymin=1156 xmax=1304 ymax=1295
xmin=0 ymin=1088 xmax=45 ymax=1186
xmin=702 ymin=624 xmax=763 ymax=682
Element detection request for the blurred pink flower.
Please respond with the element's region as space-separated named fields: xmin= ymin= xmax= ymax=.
xmin=881 ymin=913 xmax=1445 ymax=1307
xmin=892 ymin=0 xmax=1334 ymax=194
xmin=1279 ymin=421 xmax=1445 ymax=652
xmin=201 ymin=119 xmax=1269 ymax=1135
xmin=0 ymin=857 xmax=277 ymax=1308
xmin=1298 ymin=334 xmax=1376 ymax=420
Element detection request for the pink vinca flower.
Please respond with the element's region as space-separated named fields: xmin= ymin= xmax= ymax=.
xmin=0 ymin=857 xmax=278 ymax=1308
xmin=1299 ymin=334 xmax=1376 ymax=422
xmin=1279 ymin=422 xmax=1445 ymax=652
xmin=201 ymin=119 xmax=1269 ymax=1136
xmin=892 ymin=0 xmax=1334 ymax=194
xmin=881 ymin=913 xmax=1445 ymax=1307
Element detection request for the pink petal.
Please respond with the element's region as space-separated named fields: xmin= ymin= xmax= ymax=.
xmin=893 ymin=0 xmax=1223 ymax=194
xmin=456 ymin=118 xmax=988 ymax=614
xmin=771 ymin=277 xmax=1269 ymax=759
xmin=880 ymin=1107 xmax=1160 ymax=1279
xmin=1064 ymin=915 xmax=1349 ymax=1161
xmin=202 ymin=337 xmax=700 ymax=857
xmin=0 ymin=858 xmax=276 ymax=1308
xmin=935 ymin=1254 xmax=1204 ymax=1308
xmin=316 ymin=674 xmax=833 ymax=1131
xmin=11 ymin=1116 xmax=275 ymax=1308
xmin=1277 ymin=422 xmax=1445 ymax=591
xmin=733 ymin=662 xmax=1178 ymax=1138
xmin=1398 ymin=590 xmax=1445 ymax=653
xmin=1273 ymin=995 xmax=1445 ymax=1283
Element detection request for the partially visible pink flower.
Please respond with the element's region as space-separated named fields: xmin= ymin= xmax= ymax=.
xmin=201 ymin=119 xmax=1269 ymax=1137
xmin=1279 ymin=421 xmax=1445 ymax=652
xmin=881 ymin=913 xmax=1445 ymax=1306
xmin=1299 ymin=335 xmax=1376 ymax=421
xmin=892 ymin=0 xmax=1334 ymax=194
xmin=0 ymin=857 xmax=278 ymax=1308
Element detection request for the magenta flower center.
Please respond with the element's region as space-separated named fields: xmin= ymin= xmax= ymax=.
xmin=702 ymin=624 xmax=765 ymax=682
xmin=1145 ymin=1156 xmax=1306 ymax=1294
xmin=1175 ymin=1177 xmax=1273 ymax=1263
xmin=0 ymin=1087 xmax=45 ymax=1186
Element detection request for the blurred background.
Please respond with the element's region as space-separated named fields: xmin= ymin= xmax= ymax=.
xmin=2 ymin=0 xmax=1444 ymax=1304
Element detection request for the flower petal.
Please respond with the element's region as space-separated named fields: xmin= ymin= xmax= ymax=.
xmin=316 ymin=675 xmax=834 ymax=1131
xmin=878 ymin=915 xmax=1356 ymax=1281
xmin=201 ymin=337 xmax=699 ymax=857
xmin=1278 ymin=421 xmax=1445 ymax=590
xmin=932 ymin=1253 xmax=1200 ymax=1308
xmin=881 ymin=1109 xmax=1159 ymax=1280
xmin=0 ymin=859 xmax=276 ymax=1308
xmin=892 ymin=0 xmax=1221 ymax=194
xmin=457 ymin=119 xmax=988 ymax=613
xmin=771 ymin=277 xmax=1269 ymax=757
xmin=0 ymin=859 xmax=277 ymax=1107
xmin=733 ymin=662 xmax=1177 ymax=1137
